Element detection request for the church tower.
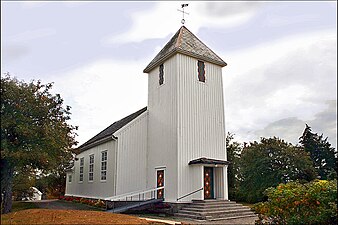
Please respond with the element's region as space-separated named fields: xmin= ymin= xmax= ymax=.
xmin=144 ymin=26 xmax=229 ymax=202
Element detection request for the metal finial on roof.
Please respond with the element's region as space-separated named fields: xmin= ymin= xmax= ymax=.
xmin=177 ymin=4 xmax=189 ymax=25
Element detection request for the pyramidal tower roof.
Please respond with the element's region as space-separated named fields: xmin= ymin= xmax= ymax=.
xmin=143 ymin=26 xmax=227 ymax=73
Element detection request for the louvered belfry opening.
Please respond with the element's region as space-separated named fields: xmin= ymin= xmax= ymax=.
xmin=197 ymin=60 xmax=205 ymax=82
xmin=159 ymin=64 xmax=164 ymax=85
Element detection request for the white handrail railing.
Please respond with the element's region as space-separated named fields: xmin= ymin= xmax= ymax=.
xmin=104 ymin=186 xmax=164 ymax=201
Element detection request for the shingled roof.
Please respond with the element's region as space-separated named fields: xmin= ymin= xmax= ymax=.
xmin=143 ymin=26 xmax=227 ymax=73
xmin=189 ymin=157 xmax=230 ymax=166
xmin=78 ymin=107 xmax=147 ymax=152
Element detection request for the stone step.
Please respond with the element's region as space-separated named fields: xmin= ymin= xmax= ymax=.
xmin=179 ymin=208 xmax=253 ymax=217
xmin=182 ymin=205 xmax=250 ymax=212
xmin=176 ymin=200 xmax=256 ymax=222
xmin=207 ymin=210 xmax=256 ymax=219
xmin=188 ymin=204 xmax=243 ymax=209
xmin=192 ymin=199 xmax=235 ymax=203
xmin=173 ymin=212 xmax=211 ymax=220
xmin=185 ymin=203 xmax=245 ymax=209
xmin=175 ymin=211 xmax=257 ymax=221
xmin=192 ymin=202 xmax=238 ymax=207
xmin=208 ymin=214 xmax=258 ymax=221
xmin=181 ymin=207 xmax=252 ymax=214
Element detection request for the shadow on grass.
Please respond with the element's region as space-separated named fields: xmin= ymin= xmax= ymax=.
xmin=11 ymin=201 xmax=39 ymax=212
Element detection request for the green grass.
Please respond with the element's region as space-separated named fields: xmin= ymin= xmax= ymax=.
xmin=11 ymin=201 xmax=38 ymax=212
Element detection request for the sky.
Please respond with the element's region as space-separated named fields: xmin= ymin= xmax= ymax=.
xmin=1 ymin=1 xmax=337 ymax=149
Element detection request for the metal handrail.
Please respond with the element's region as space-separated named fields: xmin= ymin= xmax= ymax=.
xmin=177 ymin=187 xmax=204 ymax=201
xmin=104 ymin=186 xmax=164 ymax=201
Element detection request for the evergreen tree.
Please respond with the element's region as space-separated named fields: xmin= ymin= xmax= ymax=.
xmin=299 ymin=124 xmax=337 ymax=180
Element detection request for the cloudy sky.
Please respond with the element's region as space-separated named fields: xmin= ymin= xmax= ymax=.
xmin=2 ymin=1 xmax=337 ymax=149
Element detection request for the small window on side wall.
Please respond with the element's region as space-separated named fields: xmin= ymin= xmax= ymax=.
xmin=197 ymin=60 xmax=205 ymax=82
xmin=159 ymin=64 xmax=164 ymax=85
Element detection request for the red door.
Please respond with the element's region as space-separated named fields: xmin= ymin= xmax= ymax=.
xmin=157 ymin=170 xmax=164 ymax=199
xmin=204 ymin=167 xmax=214 ymax=199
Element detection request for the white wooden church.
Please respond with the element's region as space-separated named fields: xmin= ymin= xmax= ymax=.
xmin=65 ymin=26 xmax=230 ymax=204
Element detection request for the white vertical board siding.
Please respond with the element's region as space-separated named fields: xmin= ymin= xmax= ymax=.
xmin=147 ymin=55 xmax=178 ymax=202
xmin=65 ymin=140 xmax=116 ymax=198
xmin=115 ymin=112 xmax=148 ymax=195
xmin=214 ymin=167 xmax=224 ymax=199
xmin=177 ymin=53 xmax=227 ymax=201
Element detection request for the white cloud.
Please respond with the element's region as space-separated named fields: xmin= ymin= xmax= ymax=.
xmin=20 ymin=2 xmax=47 ymax=9
xmin=103 ymin=2 xmax=263 ymax=45
xmin=2 ymin=45 xmax=30 ymax=62
xmin=46 ymin=59 xmax=148 ymax=145
xmin=253 ymin=100 xmax=337 ymax=149
xmin=224 ymin=30 xmax=337 ymax=146
xmin=7 ymin=28 xmax=56 ymax=43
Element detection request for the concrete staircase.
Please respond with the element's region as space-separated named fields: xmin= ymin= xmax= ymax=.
xmin=174 ymin=200 xmax=257 ymax=221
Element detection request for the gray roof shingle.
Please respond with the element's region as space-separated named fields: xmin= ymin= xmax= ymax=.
xmin=78 ymin=107 xmax=147 ymax=152
xmin=143 ymin=26 xmax=227 ymax=73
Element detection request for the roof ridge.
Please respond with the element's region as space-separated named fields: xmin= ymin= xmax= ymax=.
xmin=175 ymin=26 xmax=184 ymax=48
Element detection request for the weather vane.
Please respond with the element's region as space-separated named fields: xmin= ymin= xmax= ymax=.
xmin=177 ymin=4 xmax=189 ymax=25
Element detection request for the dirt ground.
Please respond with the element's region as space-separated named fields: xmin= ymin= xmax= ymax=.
xmin=1 ymin=208 xmax=165 ymax=224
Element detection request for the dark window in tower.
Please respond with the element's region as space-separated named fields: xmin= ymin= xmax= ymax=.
xmin=197 ymin=61 xmax=205 ymax=82
xmin=159 ymin=64 xmax=164 ymax=85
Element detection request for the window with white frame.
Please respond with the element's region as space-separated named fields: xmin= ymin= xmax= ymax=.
xmin=68 ymin=174 xmax=72 ymax=183
xmin=101 ymin=151 xmax=107 ymax=181
xmin=89 ymin=154 xmax=94 ymax=181
xmin=79 ymin=157 xmax=84 ymax=182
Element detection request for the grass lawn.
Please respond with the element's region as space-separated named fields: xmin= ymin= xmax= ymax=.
xmin=1 ymin=209 xmax=166 ymax=224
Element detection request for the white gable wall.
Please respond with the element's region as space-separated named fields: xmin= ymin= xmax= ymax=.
xmin=148 ymin=55 xmax=178 ymax=202
xmin=114 ymin=111 xmax=148 ymax=195
xmin=65 ymin=140 xmax=116 ymax=198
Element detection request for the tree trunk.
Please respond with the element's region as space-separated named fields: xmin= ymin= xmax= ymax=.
xmin=1 ymin=160 xmax=14 ymax=214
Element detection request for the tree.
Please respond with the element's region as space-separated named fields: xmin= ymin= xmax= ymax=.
xmin=1 ymin=74 xmax=77 ymax=213
xmin=12 ymin=169 xmax=36 ymax=201
xmin=299 ymin=124 xmax=337 ymax=180
xmin=226 ymin=132 xmax=242 ymax=200
xmin=237 ymin=137 xmax=316 ymax=203
xmin=254 ymin=180 xmax=337 ymax=225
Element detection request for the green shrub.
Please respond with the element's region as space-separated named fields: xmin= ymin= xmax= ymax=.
xmin=254 ymin=180 xmax=337 ymax=225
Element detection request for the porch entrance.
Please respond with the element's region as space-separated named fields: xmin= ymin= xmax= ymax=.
xmin=204 ymin=167 xmax=214 ymax=199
